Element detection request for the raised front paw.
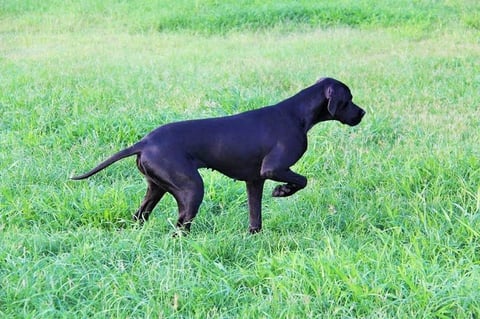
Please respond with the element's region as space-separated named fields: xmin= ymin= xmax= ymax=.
xmin=272 ymin=184 xmax=298 ymax=197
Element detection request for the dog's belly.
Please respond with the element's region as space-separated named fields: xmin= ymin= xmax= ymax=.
xmin=195 ymin=156 xmax=263 ymax=181
xmin=215 ymin=165 xmax=262 ymax=181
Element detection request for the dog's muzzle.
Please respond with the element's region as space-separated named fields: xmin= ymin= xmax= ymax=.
xmin=345 ymin=108 xmax=365 ymax=126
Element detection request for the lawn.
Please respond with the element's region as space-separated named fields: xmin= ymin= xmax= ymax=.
xmin=1 ymin=1 xmax=479 ymax=318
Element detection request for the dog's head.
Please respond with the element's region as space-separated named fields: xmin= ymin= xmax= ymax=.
xmin=318 ymin=78 xmax=366 ymax=126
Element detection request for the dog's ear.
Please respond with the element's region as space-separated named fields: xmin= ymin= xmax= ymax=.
xmin=326 ymin=86 xmax=339 ymax=116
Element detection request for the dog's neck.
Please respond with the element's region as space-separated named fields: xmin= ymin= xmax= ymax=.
xmin=278 ymin=83 xmax=331 ymax=133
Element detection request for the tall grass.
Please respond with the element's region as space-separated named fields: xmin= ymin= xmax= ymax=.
xmin=1 ymin=0 xmax=480 ymax=317
xmin=1 ymin=0 xmax=479 ymax=33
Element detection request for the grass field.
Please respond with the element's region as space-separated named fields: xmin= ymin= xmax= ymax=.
xmin=1 ymin=0 xmax=480 ymax=317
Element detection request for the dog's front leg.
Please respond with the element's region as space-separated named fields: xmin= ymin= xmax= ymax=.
xmin=261 ymin=167 xmax=307 ymax=198
xmin=271 ymin=170 xmax=307 ymax=197
xmin=260 ymin=143 xmax=308 ymax=197
xmin=246 ymin=179 xmax=265 ymax=233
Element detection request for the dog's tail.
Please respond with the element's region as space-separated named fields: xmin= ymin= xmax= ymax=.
xmin=70 ymin=141 xmax=145 ymax=180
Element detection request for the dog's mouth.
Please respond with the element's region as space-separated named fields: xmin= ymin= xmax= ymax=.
xmin=346 ymin=110 xmax=366 ymax=126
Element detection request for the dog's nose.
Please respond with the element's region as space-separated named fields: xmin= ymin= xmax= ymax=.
xmin=360 ymin=110 xmax=366 ymax=117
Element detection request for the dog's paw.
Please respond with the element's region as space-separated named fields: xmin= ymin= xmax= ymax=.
xmin=172 ymin=229 xmax=188 ymax=238
xmin=249 ymin=226 xmax=262 ymax=234
xmin=132 ymin=213 xmax=147 ymax=225
xmin=272 ymin=184 xmax=295 ymax=197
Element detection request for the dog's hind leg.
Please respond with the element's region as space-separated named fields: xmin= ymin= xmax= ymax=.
xmin=170 ymin=171 xmax=204 ymax=232
xmin=138 ymin=150 xmax=204 ymax=232
xmin=133 ymin=181 xmax=166 ymax=222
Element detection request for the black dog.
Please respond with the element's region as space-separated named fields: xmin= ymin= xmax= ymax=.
xmin=72 ymin=77 xmax=365 ymax=233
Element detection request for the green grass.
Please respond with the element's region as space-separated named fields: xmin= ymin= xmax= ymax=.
xmin=1 ymin=0 xmax=480 ymax=317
